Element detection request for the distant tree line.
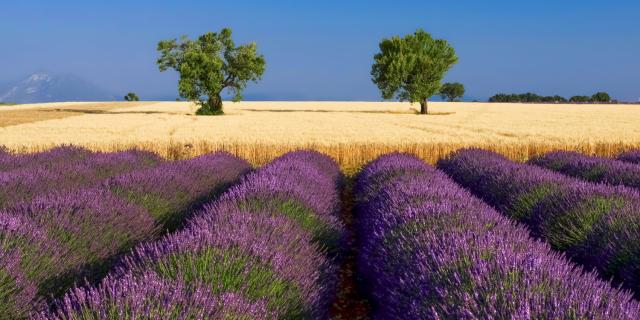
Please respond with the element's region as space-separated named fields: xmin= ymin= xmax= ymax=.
xmin=488 ymin=92 xmax=614 ymax=104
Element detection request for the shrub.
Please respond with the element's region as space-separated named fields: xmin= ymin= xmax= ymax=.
xmin=107 ymin=152 xmax=251 ymax=230
xmin=570 ymin=95 xmax=591 ymax=103
xmin=0 ymin=148 xmax=162 ymax=209
xmin=618 ymin=150 xmax=640 ymax=165
xmin=42 ymin=150 xmax=343 ymax=319
xmin=438 ymin=149 xmax=640 ymax=296
xmin=530 ymin=151 xmax=640 ymax=190
xmin=357 ymin=153 xmax=640 ymax=318
xmin=38 ymin=271 xmax=272 ymax=320
xmin=123 ymin=92 xmax=140 ymax=101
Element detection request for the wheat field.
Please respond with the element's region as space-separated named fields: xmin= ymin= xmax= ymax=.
xmin=1 ymin=101 xmax=639 ymax=172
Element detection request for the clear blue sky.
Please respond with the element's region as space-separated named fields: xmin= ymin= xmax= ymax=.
xmin=1 ymin=0 xmax=638 ymax=101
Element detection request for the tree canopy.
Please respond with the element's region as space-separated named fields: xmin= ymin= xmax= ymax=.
xmin=124 ymin=92 xmax=139 ymax=101
xmin=157 ymin=28 xmax=265 ymax=115
xmin=371 ymin=29 xmax=458 ymax=114
xmin=439 ymin=82 xmax=465 ymax=102
xmin=591 ymin=92 xmax=612 ymax=103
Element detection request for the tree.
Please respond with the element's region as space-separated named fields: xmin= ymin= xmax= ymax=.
xmin=591 ymin=92 xmax=611 ymax=103
xmin=157 ymin=28 xmax=265 ymax=115
xmin=569 ymin=95 xmax=590 ymax=103
xmin=124 ymin=92 xmax=140 ymax=101
xmin=371 ymin=29 xmax=458 ymax=115
xmin=439 ymin=82 xmax=465 ymax=102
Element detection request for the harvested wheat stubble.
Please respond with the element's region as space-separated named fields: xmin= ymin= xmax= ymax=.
xmin=0 ymin=102 xmax=154 ymax=127
xmin=356 ymin=153 xmax=640 ymax=319
xmin=439 ymin=149 xmax=640 ymax=297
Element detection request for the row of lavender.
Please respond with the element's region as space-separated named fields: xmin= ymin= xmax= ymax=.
xmin=0 ymin=147 xmax=251 ymax=318
xmin=38 ymin=151 xmax=345 ymax=319
xmin=355 ymin=153 xmax=640 ymax=318
xmin=438 ymin=149 xmax=640 ymax=297
xmin=529 ymin=150 xmax=640 ymax=191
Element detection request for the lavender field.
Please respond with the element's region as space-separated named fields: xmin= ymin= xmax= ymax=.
xmin=3 ymin=147 xmax=640 ymax=319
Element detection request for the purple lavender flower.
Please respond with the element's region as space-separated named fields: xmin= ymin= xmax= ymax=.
xmin=7 ymin=188 xmax=158 ymax=299
xmin=0 ymin=250 xmax=41 ymax=318
xmin=439 ymin=148 xmax=640 ymax=296
xmin=118 ymin=207 xmax=332 ymax=319
xmin=357 ymin=153 xmax=640 ymax=319
xmin=618 ymin=150 xmax=640 ymax=165
xmin=0 ymin=212 xmax=65 ymax=319
xmin=530 ymin=150 xmax=640 ymax=190
xmin=208 ymin=153 xmax=344 ymax=248
xmin=37 ymin=271 xmax=273 ymax=320
xmin=107 ymin=152 xmax=251 ymax=230
xmin=44 ymin=150 xmax=341 ymax=319
xmin=0 ymin=149 xmax=163 ymax=209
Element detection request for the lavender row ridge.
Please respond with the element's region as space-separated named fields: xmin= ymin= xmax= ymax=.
xmin=0 ymin=150 xmax=251 ymax=318
xmin=438 ymin=148 xmax=640 ymax=296
xmin=357 ymin=152 xmax=640 ymax=319
xmin=530 ymin=150 xmax=640 ymax=190
xmin=40 ymin=150 xmax=344 ymax=319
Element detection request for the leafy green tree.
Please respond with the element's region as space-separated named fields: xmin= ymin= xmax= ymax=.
xmin=124 ymin=92 xmax=140 ymax=101
xmin=371 ymin=29 xmax=458 ymax=115
xmin=439 ymin=82 xmax=465 ymax=102
xmin=570 ymin=95 xmax=590 ymax=103
xmin=591 ymin=92 xmax=612 ymax=103
xmin=157 ymin=28 xmax=265 ymax=115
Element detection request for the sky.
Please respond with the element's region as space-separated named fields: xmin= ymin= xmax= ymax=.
xmin=1 ymin=0 xmax=639 ymax=101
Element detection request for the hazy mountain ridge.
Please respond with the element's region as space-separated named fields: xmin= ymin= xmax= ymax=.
xmin=0 ymin=72 xmax=116 ymax=104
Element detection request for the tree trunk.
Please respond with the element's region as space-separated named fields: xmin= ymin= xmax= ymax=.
xmin=420 ymin=99 xmax=428 ymax=115
xmin=207 ymin=94 xmax=223 ymax=113
xmin=197 ymin=93 xmax=224 ymax=115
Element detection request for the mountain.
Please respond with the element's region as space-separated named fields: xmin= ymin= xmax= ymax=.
xmin=0 ymin=72 xmax=116 ymax=103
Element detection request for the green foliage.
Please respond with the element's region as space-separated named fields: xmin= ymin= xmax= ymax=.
xmin=490 ymin=92 xmax=615 ymax=104
xmin=371 ymin=29 xmax=458 ymax=114
xmin=591 ymin=92 xmax=612 ymax=103
xmin=123 ymin=92 xmax=140 ymax=101
xmin=489 ymin=93 xmax=566 ymax=103
xmin=545 ymin=197 xmax=623 ymax=251
xmin=157 ymin=28 xmax=265 ymax=115
xmin=569 ymin=95 xmax=590 ymax=103
xmin=439 ymin=82 xmax=465 ymax=102
xmin=154 ymin=247 xmax=306 ymax=318
xmin=236 ymin=196 xmax=339 ymax=250
xmin=509 ymin=184 xmax=556 ymax=221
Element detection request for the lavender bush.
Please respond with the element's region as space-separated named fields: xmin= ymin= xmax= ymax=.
xmin=208 ymin=150 xmax=344 ymax=248
xmin=438 ymin=149 xmax=640 ymax=296
xmin=38 ymin=272 xmax=273 ymax=320
xmin=530 ymin=150 xmax=640 ymax=190
xmin=40 ymin=150 xmax=342 ymax=319
xmin=618 ymin=150 xmax=640 ymax=165
xmin=0 ymin=148 xmax=162 ymax=209
xmin=6 ymin=188 xmax=158 ymax=299
xmin=0 ymin=213 xmax=66 ymax=318
xmin=107 ymin=152 xmax=251 ymax=230
xmin=357 ymin=153 xmax=640 ymax=319
xmin=119 ymin=210 xmax=330 ymax=318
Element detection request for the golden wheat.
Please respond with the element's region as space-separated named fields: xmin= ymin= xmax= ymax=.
xmin=1 ymin=101 xmax=639 ymax=172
